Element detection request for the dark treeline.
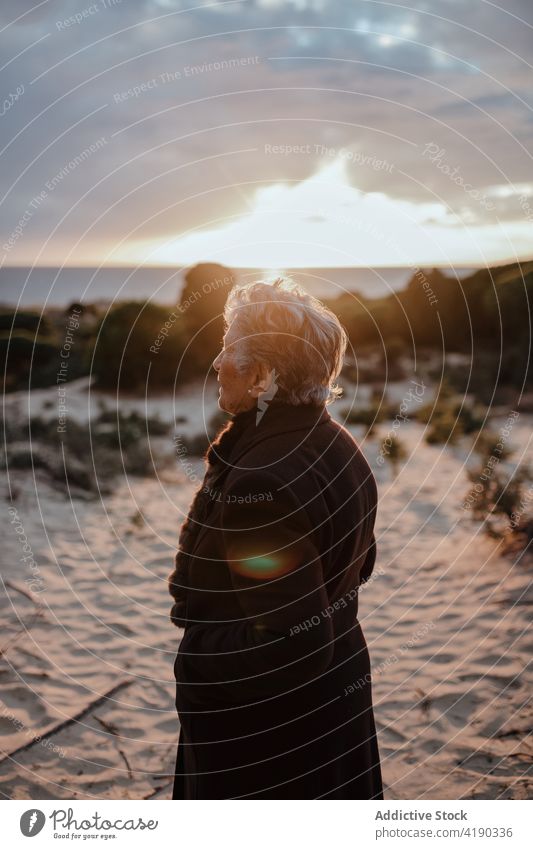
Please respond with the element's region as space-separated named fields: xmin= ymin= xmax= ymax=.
xmin=327 ymin=261 xmax=533 ymax=403
xmin=2 ymin=260 xmax=532 ymax=399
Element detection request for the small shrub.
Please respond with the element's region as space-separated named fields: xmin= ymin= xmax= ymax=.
xmin=3 ymin=410 xmax=163 ymax=495
xmin=464 ymin=462 xmax=531 ymax=528
xmin=472 ymin=429 xmax=513 ymax=461
xmin=418 ymin=383 xmax=487 ymax=445
xmin=342 ymin=400 xmax=389 ymax=427
xmin=381 ymin=434 xmax=407 ymax=474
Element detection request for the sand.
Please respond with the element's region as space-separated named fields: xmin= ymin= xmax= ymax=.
xmin=0 ymin=379 xmax=532 ymax=800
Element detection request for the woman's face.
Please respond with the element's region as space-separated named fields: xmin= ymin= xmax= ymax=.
xmin=212 ymin=322 xmax=257 ymax=415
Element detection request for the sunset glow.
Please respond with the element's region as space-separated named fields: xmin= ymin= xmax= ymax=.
xmin=113 ymin=160 xmax=533 ymax=269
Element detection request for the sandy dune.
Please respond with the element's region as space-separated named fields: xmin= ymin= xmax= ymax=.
xmin=0 ymin=384 xmax=531 ymax=800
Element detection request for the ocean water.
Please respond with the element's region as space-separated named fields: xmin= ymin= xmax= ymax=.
xmin=0 ymin=265 xmax=476 ymax=308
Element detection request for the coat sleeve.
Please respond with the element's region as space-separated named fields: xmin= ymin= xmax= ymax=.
xmin=174 ymin=470 xmax=335 ymax=705
xmin=359 ymin=532 xmax=377 ymax=585
xmin=168 ymin=548 xmax=190 ymax=628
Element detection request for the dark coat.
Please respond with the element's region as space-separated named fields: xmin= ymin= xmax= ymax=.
xmin=170 ymin=399 xmax=383 ymax=799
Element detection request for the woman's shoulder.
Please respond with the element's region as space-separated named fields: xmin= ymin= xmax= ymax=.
xmin=224 ymin=414 xmax=373 ymax=492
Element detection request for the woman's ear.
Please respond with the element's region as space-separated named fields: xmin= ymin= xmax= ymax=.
xmin=249 ymin=363 xmax=276 ymax=398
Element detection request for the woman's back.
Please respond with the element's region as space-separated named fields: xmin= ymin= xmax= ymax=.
xmin=172 ymin=401 xmax=383 ymax=799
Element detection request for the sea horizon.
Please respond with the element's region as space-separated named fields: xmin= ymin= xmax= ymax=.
xmin=0 ymin=264 xmax=480 ymax=308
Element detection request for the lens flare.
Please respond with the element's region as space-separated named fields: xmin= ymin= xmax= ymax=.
xmin=229 ymin=548 xmax=297 ymax=579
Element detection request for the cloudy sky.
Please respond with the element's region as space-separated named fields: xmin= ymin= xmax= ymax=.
xmin=1 ymin=0 xmax=532 ymax=269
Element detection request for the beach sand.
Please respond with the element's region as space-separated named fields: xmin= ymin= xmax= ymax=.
xmin=1 ymin=380 xmax=532 ymax=800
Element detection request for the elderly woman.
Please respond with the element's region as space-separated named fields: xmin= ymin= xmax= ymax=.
xmin=169 ymin=278 xmax=383 ymax=799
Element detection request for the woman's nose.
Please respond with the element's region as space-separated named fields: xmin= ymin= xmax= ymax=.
xmin=212 ymin=352 xmax=221 ymax=372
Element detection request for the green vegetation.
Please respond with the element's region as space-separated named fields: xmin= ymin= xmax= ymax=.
xmin=463 ymin=427 xmax=533 ymax=555
xmin=174 ymin=409 xmax=230 ymax=457
xmin=341 ymin=401 xmax=388 ymax=427
xmin=341 ymin=387 xmax=395 ymax=426
xmin=471 ymin=428 xmax=513 ymax=462
xmin=2 ymin=261 xmax=532 ymax=401
xmin=1 ymin=410 xmax=172 ymax=495
xmin=414 ymin=381 xmax=487 ymax=445
xmin=381 ymin=434 xmax=407 ymax=475
xmin=91 ymin=301 xmax=185 ymax=391
xmin=1 ymin=302 xmax=97 ymax=391
xmin=329 ymin=262 xmax=533 ymax=399
xmin=177 ymin=263 xmax=235 ymax=378
xmin=465 ymin=459 xmax=531 ymax=528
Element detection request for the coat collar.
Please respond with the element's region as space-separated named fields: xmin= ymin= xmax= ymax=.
xmin=208 ymin=398 xmax=331 ymax=471
xmin=187 ymin=400 xmax=332 ymax=556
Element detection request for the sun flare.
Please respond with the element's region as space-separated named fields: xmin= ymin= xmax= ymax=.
xmin=113 ymin=159 xmax=533 ymax=269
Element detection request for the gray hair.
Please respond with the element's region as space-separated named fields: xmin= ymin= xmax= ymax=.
xmin=223 ymin=277 xmax=347 ymax=406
